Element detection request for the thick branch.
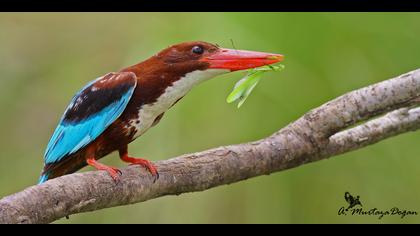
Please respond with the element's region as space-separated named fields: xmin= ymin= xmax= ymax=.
xmin=1 ymin=69 xmax=420 ymax=224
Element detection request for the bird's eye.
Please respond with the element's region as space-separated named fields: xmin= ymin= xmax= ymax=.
xmin=192 ymin=46 xmax=204 ymax=55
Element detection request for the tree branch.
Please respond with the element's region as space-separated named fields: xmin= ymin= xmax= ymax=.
xmin=1 ymin=69 xmax=420 ymax=224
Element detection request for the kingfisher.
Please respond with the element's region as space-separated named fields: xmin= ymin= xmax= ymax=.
xmin=39 ymin=41 xmax=283 ymax=184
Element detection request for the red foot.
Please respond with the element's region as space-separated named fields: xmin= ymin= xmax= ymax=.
xmin=86 ymin=157 xmax=122 ymax=182
xmin=119 ymin=152 xmax=159 ymax=182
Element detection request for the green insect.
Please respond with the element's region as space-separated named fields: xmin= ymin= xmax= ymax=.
xmin=226 ymin=64 xmax=285 ymax=108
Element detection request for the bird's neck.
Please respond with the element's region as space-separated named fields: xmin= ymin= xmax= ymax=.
xmin=122 ymin=62 xmax=228 ymax=107
xmin=156 ymin=69 xmax=228 ymax=103
xmin=120 ymin=62 xmax=228 ymax=139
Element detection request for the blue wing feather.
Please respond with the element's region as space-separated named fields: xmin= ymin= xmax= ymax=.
xmin=43 ymin=72 xmax=137 ymax=165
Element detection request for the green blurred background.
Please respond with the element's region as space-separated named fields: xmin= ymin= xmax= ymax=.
xmin=0 ymin=13 xmax=419 ymax=223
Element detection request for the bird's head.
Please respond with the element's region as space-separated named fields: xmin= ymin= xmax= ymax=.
xmin=130 ymin=41 xmax=283 ymax=102
xmin=152 ymin=41 xmax=283 ymax=76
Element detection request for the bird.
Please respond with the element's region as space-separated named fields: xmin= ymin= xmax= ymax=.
xmin=344 ymin=192 xmax=362 ymax=210
xmin=39 ymin=41 xmax=283 ymax=184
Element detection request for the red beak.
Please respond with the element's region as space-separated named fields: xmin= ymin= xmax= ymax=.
xmin=200 ymin=48 xmax=284 ymax=71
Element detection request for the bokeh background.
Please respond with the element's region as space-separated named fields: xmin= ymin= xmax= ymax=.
xmin=0 ymin=13 xmax=419 ymax=223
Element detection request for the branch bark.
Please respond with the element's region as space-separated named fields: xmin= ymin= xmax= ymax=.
xmin=1 ymin=69 xmax=420 ymax=224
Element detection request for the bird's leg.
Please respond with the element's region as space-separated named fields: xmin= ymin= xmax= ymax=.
xmin=86 ymin=156 xmax=122 ymax=182
xmin=119 ymin=146 xmax=159 ymax=182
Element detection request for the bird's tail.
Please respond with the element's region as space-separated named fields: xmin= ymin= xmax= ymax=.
xmin=38 ymin=173 xmax=50 ymax=184
xmin=37 ymin=152 xmax=89 ymax=185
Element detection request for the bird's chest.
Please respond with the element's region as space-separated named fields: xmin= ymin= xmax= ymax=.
xmin=128 ymin=99 xmax=178 ymax=139
xmin=122 ymin=69 xmax=226 ymax=141
xmin=127 ymin=75 xmax=198 ymax=139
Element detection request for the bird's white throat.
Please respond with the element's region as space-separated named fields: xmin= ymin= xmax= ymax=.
xmin=129 ymin=69 xmax=229 ymax=139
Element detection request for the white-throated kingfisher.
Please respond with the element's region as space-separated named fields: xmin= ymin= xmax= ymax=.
xmin=39 ymin=41 xmax=283 ymax=184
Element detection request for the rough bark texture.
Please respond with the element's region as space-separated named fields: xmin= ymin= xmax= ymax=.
xmin=1 ymin=69 xmax=420 ymax=224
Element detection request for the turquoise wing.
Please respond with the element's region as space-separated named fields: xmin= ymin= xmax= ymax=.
xmin=44 ymin=72 xmax=137 ymax=164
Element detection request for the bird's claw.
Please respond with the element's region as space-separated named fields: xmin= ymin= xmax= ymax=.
xmin=153 ymin=171 xmax=160 ymax=183
xmin=106 ymin=167 xmax=122 ymax=183
xmin=129 ymin=160 xmax=159 ymax=183
xmin=115 ymin=168 xmax=123 ymax=176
